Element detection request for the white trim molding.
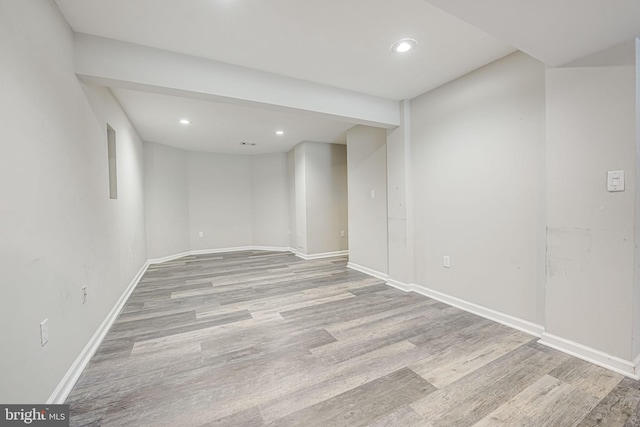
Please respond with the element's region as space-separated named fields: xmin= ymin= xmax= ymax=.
xmin=190 ymin=246 xmax=255 ymax=256
xmin=385 ymin=280 xmax=544 ymax=338
xmin=148 ymin=251 xmax=192 ymax=265
xmin=295 ymin=250 xmax=349 ymax=261
xmin=539 ymin=332 xmax=640 ymax=380
xmin=47 ymin=260 xmax=150 ymax=404
xmin=410 ymin=283 xmax=544 ymax=338
xmin=148 ymin=246 xmax=292 ymax=264
xmin=386 ymin=278 xmax=413 ymax=292
xmin=634 ymin=352 xmax=640 ymax=377
xmin=347 ymin=262 xmax=389 ymax=281
xmin=191 ymin=246 xmax=291 ymax=256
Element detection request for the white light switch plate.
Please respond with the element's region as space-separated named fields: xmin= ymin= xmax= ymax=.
xmin=607 ymin=170 xmax=625 ymax=192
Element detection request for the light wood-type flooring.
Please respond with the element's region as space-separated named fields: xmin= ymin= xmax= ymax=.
xmin=66 ymin=251 xmax=640 ymax=426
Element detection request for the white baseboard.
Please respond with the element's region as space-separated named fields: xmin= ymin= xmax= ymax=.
xmin=375 ymin=275 xmax=640 ymax=380
xmin=47 ymin=260 xmax=150 ymax=404
xmin=190 ymin=246 xmax=255 ymax=256
xmin=295 ymin=250 xmax=349 ymax=260
xmin=347 ymin=262 xmax=389 ymax=281
xmin=149 ymin=246 xmax=292 ymax=264
xmin=385 ymin=279 xmax=544 ymax=338
xmin=386 ymin=278 xmax=413 ymax=292
xmin=252 ymin=246 xmax=292 ymax=253
xmin=190 ymin=246 xmax=290 ymax=256
xmin=148 ymin=251 xmax=192 ymax=264
xmin=539 ymin=332 xmax=640 ymax=380
xmin=410 ymin=283 xmax=544 ymax=338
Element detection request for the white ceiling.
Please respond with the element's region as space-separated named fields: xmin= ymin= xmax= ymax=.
xmin=55 ymin=0 xmax=640 ymax=154
xmin=112 ymin=88 xmax=353 ymax=155
xmin=55 ymin=0 xmax=516 ymax=101
xmin=425 ymin=0 xmax=640 ymax=67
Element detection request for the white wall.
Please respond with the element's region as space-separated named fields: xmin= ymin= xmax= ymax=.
xmin=144 ymin=145 xmax=291 ymax=253
xmin=289 ymin=142 xmax=349 ymax=256
xmin=347 ymin=126 xmax=389 ymax=274
xmin=144 ymin=142 xmax=190 ymax=259
xmin=187 ymin=153 xmax=253 ymax=250
xmin=0 ymin=0 xmax=147 ymax=403
xmin=635 ymin=37 xmax=640 ymax=360
xmin=251 ymin=153 xmax=290 ymax=248
xmin=304 ymin=142 xmax=349 ymax=254
xmin=410 ymin=52 xmax=546 ymax=324
xmin=387 ymin=101 xmax=411 ymax=285
xmin=545 ymin=46 xmax=637 ymax=360
xmin=287 ymin=150 xmax=297 ymax=249
xmin=294 ymin=144 xmax=308 ymax=253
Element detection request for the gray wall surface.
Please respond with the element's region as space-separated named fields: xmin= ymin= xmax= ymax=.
xmin=289 ymin=142 xmax=349 ymax=256
xmin=410 ymin=51 xmax=546 ymax=325
xmin=0 ymin=1 xmax=147 ymax=402
xmin=304 ymin=142 xmax=349 ymax=254
xmin=545 ymin=46 xmax=637 ymax=360
xmin=144 ymin=145 xmax=291 ymax=258
xmin=144 ymin=142 xmax=190 ymax=259
xmin=346 ymin=126 xmax=389 ymax=274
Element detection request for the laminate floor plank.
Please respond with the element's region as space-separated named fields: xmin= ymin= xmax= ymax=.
xmin=257 ymin=340 xmax=436 ymax=423
xmin=548 ymin=357 xmax=623 ymax=399
xmin=266 ymin=367 xmax=435 ymax=427
xmin=309 ymin=313 xmax=445 ymax=365
xmin=194 ymin=277 xmax=382 ymax=319
xmin=325 ymin=300 xmax=441 ymax=341
xmin=198 ymin=406 xmax=264 ymax=427
xmin=324 ymin=298 xmax=437 ymax=336
xmin=409 ymin=344 xmax=570 ymax=426
xmin=411 ymin=323 xmax=534 ymax=388
xmin=577 ymin=377 xmax=640 ymax=426
xmin=367 ymin=405 xmax=426 ymax=427
xmin=65 ymin=251 xmax=640 ymax=426
xmin=473 ymin=374 xmax=599 ymax=427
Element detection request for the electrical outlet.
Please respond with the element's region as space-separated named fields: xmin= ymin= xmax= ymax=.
xmin=199 ymin=231 xmax=204 ymax=237
xmin=40 ymin=319 xmax=49 ymax=346
xmin=341 ymin=230 xmax=345 ymax=238
xmin=82 ymin=285 xmax=87 ymax=304
xmin=443 ymin=255 xmax=451 ymax=268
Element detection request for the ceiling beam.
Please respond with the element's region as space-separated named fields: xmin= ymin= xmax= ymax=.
xmin=74 ymin=33 xmax=400 ymax=128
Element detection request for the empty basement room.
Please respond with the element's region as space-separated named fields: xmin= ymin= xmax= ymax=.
xmin=3 ymin=0 xmax=640 ymax=426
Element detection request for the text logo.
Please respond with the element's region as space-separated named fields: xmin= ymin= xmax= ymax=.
xmin=0 ymin=405 xmax=69 ymax=426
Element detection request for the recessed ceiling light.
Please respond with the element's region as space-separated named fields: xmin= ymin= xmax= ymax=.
xmin=275 ymin=130 xmax=284 ymax=135
xmin=391 ymin=38 xmax=417 ymax=54
xmin=179 ymin=119 xmax=190 ymax=125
